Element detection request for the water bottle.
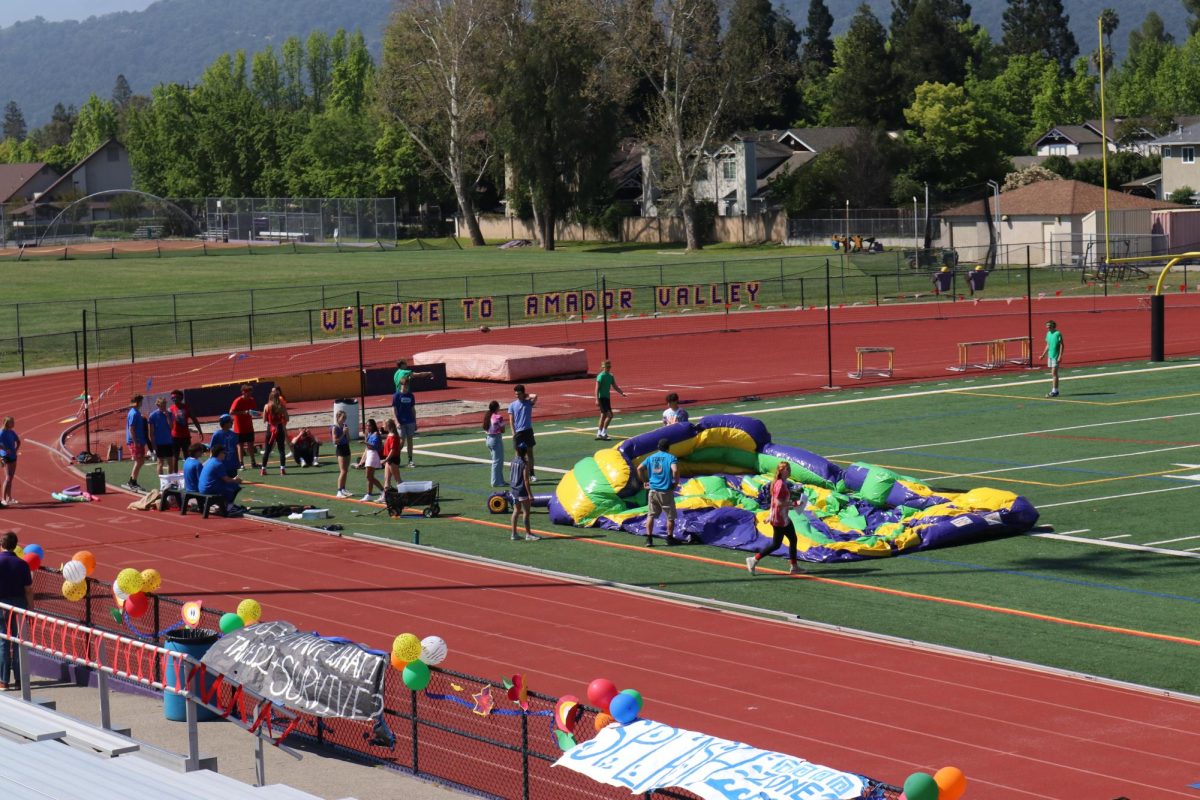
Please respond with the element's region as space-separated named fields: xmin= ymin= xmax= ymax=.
xmin=412 ymin=528 xmax=420 ymax=545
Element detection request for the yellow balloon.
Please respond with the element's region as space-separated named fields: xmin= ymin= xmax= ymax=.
xmin=392 ymin=633 xmax=421 ymax=664
xmin=62 ymin=580 xmax=88 ymax=602
xmin=237 ymin=598 xmax=262 ymax=624
xmin=139 ymin=568 xmax=162 ymax=593
xmin=115 ymin=568 xmax=143 ymax=596
xmin=14 ymin=545 xmax=22 ymax=558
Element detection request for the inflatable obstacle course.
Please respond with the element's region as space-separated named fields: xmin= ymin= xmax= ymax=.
xmin=549 ymin=414 xmax=1039 ymax=563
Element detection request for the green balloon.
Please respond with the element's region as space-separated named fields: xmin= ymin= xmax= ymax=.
xmin=402 ymin=660 xmax=431 ymax=691
xmin=618 ymin=688 xmax=643 ymax=713
xmin=219 ymin=612 xmax=245 ymax=634
xmin=903 ymin=772 xmax=939 ymax=800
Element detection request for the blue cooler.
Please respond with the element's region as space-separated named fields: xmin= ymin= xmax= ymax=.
xmin=163 ymin=628 xmax=219 ymax=721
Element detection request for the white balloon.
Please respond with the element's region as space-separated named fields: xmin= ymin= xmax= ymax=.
xmin=112 ymin=580 xmax=129 ymax=603
xmin=62 ymin=560 xmax=87 ymax=584
xmin=419 ymin=635 xmax=448 ymax=666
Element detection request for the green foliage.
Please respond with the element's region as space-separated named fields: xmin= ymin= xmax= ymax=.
xmin=1168 ymin=185 xmax=1196 ymax=204
xmin=723 ymin=0 xmax=803 ymax=129
xmin=3 ymin=101 xmax=27 ymax=143
xmin=69 ymin=95 xmax=119 ymax=164
xmin=1001 ymin=0 xmax=1079 ymax=74
xmin=799 ymin=0 xmax=835 ymax=80
xmin=890 ymin=0 xmax=978 ymax=103
xmin=902 ymin=81 xmax=1011 ymax=192
xmin=693 ymin=200 xmax=718 ymax=243
xmin=825 ymin=5 xmax=896 ymax=127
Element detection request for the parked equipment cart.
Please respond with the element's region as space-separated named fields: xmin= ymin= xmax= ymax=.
xmin=385 ymin=481 xmax=441 ymax=518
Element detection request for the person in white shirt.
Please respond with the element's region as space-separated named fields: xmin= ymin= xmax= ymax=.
xmin=662 ymin=392 xmax=689 ymax=426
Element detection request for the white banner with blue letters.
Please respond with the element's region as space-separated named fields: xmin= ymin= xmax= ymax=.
xmin=555 ymin=719 xmax=866 ymax=800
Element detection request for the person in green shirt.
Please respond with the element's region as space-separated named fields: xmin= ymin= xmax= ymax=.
xmin=393 ymin=359 xmax=433 ymax=393
xmin=594 ymin=360 xmax=626 ymax=440
xmin=1040 ymin=320 xmax=1064 ymax=397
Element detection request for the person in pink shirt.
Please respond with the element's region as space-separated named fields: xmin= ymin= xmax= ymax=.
xmin=747 ymin=462 xmax=804 ymax=575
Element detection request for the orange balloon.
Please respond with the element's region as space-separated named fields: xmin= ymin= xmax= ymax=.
xmin=934 ymin=766 xmax=967 ymax=800
xmin=593 ymin=712 xmax=614 ymax=732
xmin=74 ymin=551 xmax=96 ymax=576
xmin=390 ymin=651 xmax=406 ymax=670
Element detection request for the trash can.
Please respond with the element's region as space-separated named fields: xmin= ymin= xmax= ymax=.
xmin=163 ymin=628 xmax=219 ymax=721
xmin=334 ymin=398 xmax=361 ymax=440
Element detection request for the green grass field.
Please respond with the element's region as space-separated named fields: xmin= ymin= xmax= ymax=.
xmin=0 ymin=240 xmax=1135 ymax=374
xmin=102 ymin=358 xmax=1200 ymax=695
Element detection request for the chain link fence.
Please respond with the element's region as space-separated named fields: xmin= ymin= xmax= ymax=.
xmin=204 ymin=197 xmax=398 ymax=243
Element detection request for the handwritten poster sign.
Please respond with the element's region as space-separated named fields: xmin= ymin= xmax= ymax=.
xmin=200 ymin=620 xmax=387 ymax=721
xmin=555 ymin=719 xmax=865 ymax=800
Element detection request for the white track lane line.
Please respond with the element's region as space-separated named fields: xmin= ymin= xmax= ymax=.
xmin=1030 ymin=532 xmax=1200 ymax=559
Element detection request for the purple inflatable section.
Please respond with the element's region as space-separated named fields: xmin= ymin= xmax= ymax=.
xmin=760 ymin=443 xmax=840 ymax=484
xmin=617 ymin=421 xmax=696 ymax=462
xmin=695 ymin=415 xmax=771 ymax=449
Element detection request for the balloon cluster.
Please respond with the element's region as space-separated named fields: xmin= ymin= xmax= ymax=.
xmin=586 ymin=678 xmax=644 ymax=727
xmin=901 ymin=766 xmax=967 ymax=800
xmin=219 ymin=598 xmax=264 ymax=633
xmin=111 ymin=566 xmax=162 ymax=618
xmin=390 ymin=633 xmax=448 ymax=692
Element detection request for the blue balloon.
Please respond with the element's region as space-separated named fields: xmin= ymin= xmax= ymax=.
xmin=609 ymin=691 xmax=639 ymax=724
xmin=23 ymin=543 xmax=44 ymax=559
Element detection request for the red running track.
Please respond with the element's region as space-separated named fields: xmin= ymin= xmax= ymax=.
xmin=4 ymin=297 xmax=1200 ymax=799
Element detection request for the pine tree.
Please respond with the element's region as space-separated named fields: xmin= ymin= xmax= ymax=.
xmin=1001 ymin=0 xmax=1078 ymax=75
xmin=827 ymin=4 xmax=896 ymax=127
xmin=890 ymin=0 xmax=976 ymax=101
xmin=723 ymin=0 xmax=802 ymax=129
xmin=1186 ymin=0 xmax=1200 ymax=36
xmin=800 ymin=0 xmax=834 ymax=80
xmin=112 ymin=74 xmax=133 ymax=108
xmin=3 ymin=101 xmax=26 ymax=142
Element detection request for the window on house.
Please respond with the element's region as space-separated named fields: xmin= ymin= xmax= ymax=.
xmin=721 ymin=160 xmax=736 ymax=180
xmin=1048 ymin=144 xmax=1067 ymax=155
xmin=1184 ymin=147 xmax=1195 ymax=164
xmin=1162 ymin=146 xmax=1172 ymax=159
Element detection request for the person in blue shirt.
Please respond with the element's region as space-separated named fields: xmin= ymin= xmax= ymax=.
xmin=209 ymin=414 xmax=242 ymax=478
xmin=0 ymin=416 xmax=22 ymax=506
xmin=147 ymin=397 xmax=177 ymax=477
xmin=637 ymin=438 xmax=680 ymax=547
xmin=199 ymin=444 xmax=242 ymax=512
xmin=0 ymin=531 xmax=33 ymax=690
xmin=507 ymin=385 xmax=539 ymax=483
xmin=392 ymin=389 xmax=418 ymax=468
xmin=182 ymin=442 xmax=205 ymax=493
xmin=124 ymin=394 xmax=149 ymax=492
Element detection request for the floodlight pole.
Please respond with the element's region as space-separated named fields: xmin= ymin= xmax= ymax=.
xmin=82 ymin=310 xmax=91 ymax=454
xmin=356 ymin=291 xmax=366 ymax=435
xmin=823 ymin=259 xmax=834 ymax=389
xmin=601 ymin=276 xmax=610 ymax=360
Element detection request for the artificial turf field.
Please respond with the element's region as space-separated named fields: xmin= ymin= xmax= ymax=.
xmin=100 ymin=356 xmax=1200 ymax=697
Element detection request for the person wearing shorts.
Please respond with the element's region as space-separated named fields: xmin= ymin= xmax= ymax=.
xmin=382 ymin=419 xmax=403 ymax=489
xmin=594 ymin=360 xmax=625 ymax=440
xmin=1041 ymin=320 xmax=1064 ymax=398
xmin=0 ymin=417 xmax=21 ymax=506
xmin=124 ymin=394 xmax=149 ymax=492
xmin=508 ymin=384 xmax=539 ymax=483
xmin=230 ymin=384 xmax=259 ymax=470
xmin=168 ymin=389 xmax=202 ymax=464
xmin=332 ymin=410 xmax=352 ymax=498
xmin=392 ymin=388 xmax=419 ymax=468
xmin=508 ymin=443 xmax=537 ymax=541
xmin=637 ymin=438 xmax=679 ymax=547
xmin=360 ymin=419 xmax=386 ymax=502
xmin=148 ymin=397 xmax=177 ymax=475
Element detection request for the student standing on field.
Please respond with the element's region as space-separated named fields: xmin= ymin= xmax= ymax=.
xmin=662 ymin=392 xmax=689 ymax=426
xmin=509 ymin=444 xmax=538 ymax=541
xmin=230 ymin=384 xmax=259 ymax=470
xmin=0 ymin=418 xmax=20 ymax=507
xmin=637 ymin=438 xmax=680 ymax=547
xmin=332 ymin=410 xmax=352 ymax=498
xmin=392 ymin=387 xmax=419 ymax=468
xmin=260 ymin=387 xmax=289 ymax=476
xmin=483 ymin=401 xmax=506 ymax=488
xmin=594 ymin=360 xmax=625 ymax=440
xmin=168 ymin=390 xmax=202 ymax=469
xmin=148 ymin=397 xmax=177 ymax=475
xmin=393 ymin=359 xmax=434 ymax=393
xmin=124 ymin=394 xmax=149 ymax=492
xmin=508 ymin=385 xmax=539 ymax=483
xmin=1041 ymin=320 xmax=1064 ymax=398
xmin=746 ymin=462 xmax=803 ymax=575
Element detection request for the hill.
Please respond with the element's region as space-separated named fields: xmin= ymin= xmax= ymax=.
xmin=0 ymin=0 xmax=392 ymax=127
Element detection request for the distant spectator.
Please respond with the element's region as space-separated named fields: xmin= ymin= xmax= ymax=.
xmin=508 ymin=385 xmax=539 ymax=483
xmin=594 ymin=360 xmax=625 ymax=441
xmin=260 ymin=387 xmax=289 ymax=476
xmin=331 ymin=410 xmax=351 ymax=498
xmin=124 ymin=394 xmax=149 ymax=492
xmin=182 ymin=442 xmax=206 ymax=493
xmin=0 ymin=531 xmax=33 ymax=690
xmin=662 ymin=393 xmax=689 ymax=426
xmin=0 ymin=417 xmax=21 ymax=506
xmin=483 ymin=401 xmax=506 ymax=488
xmin=209 ymin=414 xmax=241 ymax=478
xmin=199 ymin=444 xmax=243 ymax=514
xmin=290 ymin=428 xmax=321 ymax=468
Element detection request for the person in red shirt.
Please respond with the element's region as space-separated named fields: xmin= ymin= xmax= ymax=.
xmin=229 ymin=384 xmax=259 ymax=470
xmin=382 ymin=418 xmax=403 ymax=489
xmin=260 ymin=387 xmax=290 ymax=476
xmin=168 ymin=390 xmax=203 ymax=471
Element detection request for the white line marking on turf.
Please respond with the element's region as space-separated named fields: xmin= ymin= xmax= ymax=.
xmin=1100 ymin=534 xmax=1131 ymax=540
xmin=1144 ymin=534 xmax=1200 ymax=546
xmin=1039 ymin=483 xmax=1200 ymax=508
xmin=1057 ymin=529 xmax=1090 ymax=535
xmin=925 ymin=443 xmax=1200 ymax=481
xmin=1031 ymin=532 xmax=1200 ymax=559
xmin=411 ymin=448 xmax=569 ymax=475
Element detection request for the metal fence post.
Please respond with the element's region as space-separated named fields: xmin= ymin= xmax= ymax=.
xmin=18 ymin=336 xmax=24 ymax=376
xmin=248 ymin=314 xmax=254 ymax=351
xmin=308 ymin=309 xmax=314 ymax=344
xmin=411 ymin=689 xmax=420 ymax=774
xmin=74 ymin=330 xmax=80 ymax=369
xmin=874 ymin=275 xmax=880 ymax=306
xmin=521 ymin=710 xmax=531 ymax=800
xmin=129 ymin=326 xmax=136 ymax=362
xmin=188 ymin=319 xmax=195 ymax=357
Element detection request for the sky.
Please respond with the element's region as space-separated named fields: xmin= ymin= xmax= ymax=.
xmin=0 ymin=0 xmax=156 ymax=28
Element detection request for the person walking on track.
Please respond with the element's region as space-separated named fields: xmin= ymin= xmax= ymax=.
xmin=594 ymin=360 xmax=626 ymax=440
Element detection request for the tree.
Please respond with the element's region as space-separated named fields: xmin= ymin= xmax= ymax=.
xmin=722 ymin=0 xmax=802 ymax=129
xmin=1186 ymin=0 xmax=1200 ymax=36
xmin=1001 ymin=0 xmax=1078 ymax=75
xmin=3 ymin=101 xmax=26 ymax=142
xmin=329 ymin=31 xmax=374 ymax=115
xmin=305 ymin=31 xmax=333 ymax=112
xmin=378 ymin=0 xmax=503 ymax=247
xmin=1092 ymin=8 xmax=1119 ymax=74
xmin=1110 ymin=12 xmax=1173 ymax=116
xmin=69 ymin=94 xmax=118 ymax=163
xmin=889 ymin=0 xmax=977 ymax=102
xmin=902 ymin=81 xmax=1009 ymax=192
xmin=825 ymin=4 xmax=896 ymax=127
xmin=491 ymin=0 xmax=622 ymax=250
xmin=965 ymin=54 xmax=1053 ymax=154
xmin=1002 ymin=164 xmax=1062 ymax=191
xmin=1030 ymin=57 xmax=1096 ymax=136
xmin=112 ymin=74 xmax=133 ymax=108
xmin=1168 ymin=185 xmax=1196 ymax=205
xmin=251 ymin=47 xmax=285 ymax=109
xmin=799 ymin=0 xmax=834 ymax=80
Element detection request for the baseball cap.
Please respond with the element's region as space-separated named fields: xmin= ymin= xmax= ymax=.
xmin=219 ymin=413 xmax=233 ymax=424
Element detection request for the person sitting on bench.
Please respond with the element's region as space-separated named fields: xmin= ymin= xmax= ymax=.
xmin=290 ymin=428 xmax=321 ymax=467
xmin=199 ymin=444 xmax=243 ymax=515
xmin=182 ymin=442 xmax=205 ymax=492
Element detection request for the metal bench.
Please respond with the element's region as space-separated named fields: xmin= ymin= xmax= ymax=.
xmin=159 ymin=486 xmax=228 ymax=518
xmin=0 ymin=694 xmax=139 ymax=756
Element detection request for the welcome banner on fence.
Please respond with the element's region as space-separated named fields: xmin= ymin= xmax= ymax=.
xmin=555 ymin=719 xmax=866 ymax=800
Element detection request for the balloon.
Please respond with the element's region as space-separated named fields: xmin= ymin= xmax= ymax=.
xmin=617 ymin=688 xmax=643 ymax=713
xmin=62 ymin=580 xmax=87 ymax=602
xmin=903 ymin=772 xmax=940 ymax=800
xmin=115 ymin=567 xmax=143 ymax=596
xmin=392 ymin=633 xmax=421 ymax=664
xmin=609 ymin=691 xmax=639 ymax=724
xmin=73 ymin=550 xmax=96 ymax=576
xmin=934 ymin=767 xmax=967 ymax=800
xmin=219 ymin=612 xmax=245 ymax=634
xmin=237 ymin=598 xmax=262 ymax=624
xmin=112 ymin=580 xmax=129 ymax=603
xmin=390 ymin=651 xmax=406 ymax=670
xmin=402 ymin=660 xmax=431 ymax=691
xmin=123 ymin=592 xmax=149 ymax=618
xmin=181 ymin=601 xmax=203 ymax=628
xmin=61 ymin=560 xmax=87 ymax=584
xmin=23 ymin=543 xmax=44 ymax=559
xmin=139 ymin=568 xmax=162 ymax=593
xmin=586 ymin=678 xmax=619 ymax=711
xmin=22 ymin=552 xmax=41 ymax=571
xmin=419 ymin=635 xmax=447 ymax=666
xmin=593 ymin=712 xmax=615 ymax=731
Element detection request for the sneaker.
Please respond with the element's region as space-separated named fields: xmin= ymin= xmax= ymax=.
xmin=335 ymin=489 xmax=351 ymax=498
xmin=260 ymin=467 xmax=267 ymax=477
xmin=360 ymin=493 xmax=373 ymax=502
xmin=645 ymin=536 xmax=654 ymax=547
xmin=665 ymin=537 xmax=679 ymax=546
xmin=599 ymin=434 xmax=611 ymax=441
xmin=280 ymin=466 xmax=286 ymax=476
xmin=529 ymin=475 xmax=538 ymax=484
xmin=299 ymin=459 xmax=308 ymax=468
xmin=312 ymin=460 xmax=321 ymax=467
xmin=746 ymin=556 xmax=757 ymax=575
xmin=1047 ymin=390 xmax=1059 ymax=398
xmin=511 ymin=533 xmax=522 ymax=541
xmin=789 ymin=564 xmax=804 ymax=575
xmin=407 ymin=461 xmax=416 ymax=469
xmin=525 ymin=533 xmax=539 ymax=541
xmin=125 ymin=481 xmax=142 ymax=492
xmin=595 ymin=433 xmax=604 ymax=440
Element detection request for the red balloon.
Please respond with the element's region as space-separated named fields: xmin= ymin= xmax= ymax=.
xmin=587 ymin=678 xmax=619 ymax=712
xmin=124 ymin=592 xmax=149 ymax=618
xmin=22 ymin=552 xmax=41 ymax=571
